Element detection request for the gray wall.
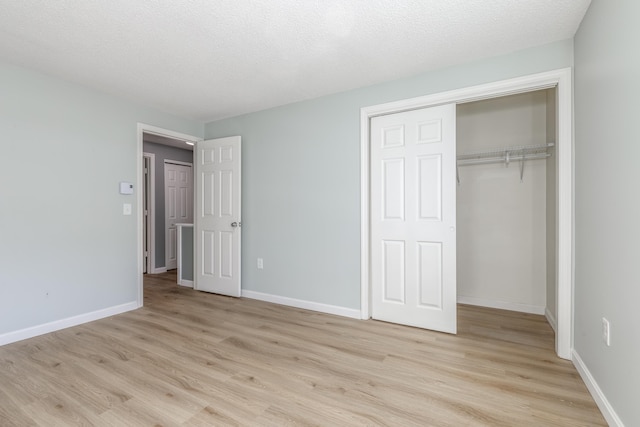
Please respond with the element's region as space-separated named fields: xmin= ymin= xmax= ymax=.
xmin=574 ymin=0 xmax=640 ymax=424
xmin=204 ymin=40 xmax=574 ymax=310
xmin=142 ymin=141 xmax=193 ymax=269
xmin=0 ymin=61 xmax=203 ymax=336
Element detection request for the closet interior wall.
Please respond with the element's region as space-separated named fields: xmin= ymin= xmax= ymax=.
xmin=456 ymin=89 xmax=557 ymax=318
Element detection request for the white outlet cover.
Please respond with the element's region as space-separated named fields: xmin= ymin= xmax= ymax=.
xmin=123 ymin=203 xmax=132 ymax=215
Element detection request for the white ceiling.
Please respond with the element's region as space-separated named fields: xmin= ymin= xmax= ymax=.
xmin=0 ymin=0 xmax=590 ymax=123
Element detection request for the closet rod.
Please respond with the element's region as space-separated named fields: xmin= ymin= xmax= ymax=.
xmin=457 ymin=142 xmax=554 ymax=165
xmin=457 ymin=152 xmax=550 ymax=167
xmin=456 ymin=143 xmax=554 ymax=184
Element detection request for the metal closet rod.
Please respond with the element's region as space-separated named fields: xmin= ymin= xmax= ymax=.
xmin=457 ymin=142 xmax=555 ymax=166
xmin=456 ymin=142 xmax=554 ymax=183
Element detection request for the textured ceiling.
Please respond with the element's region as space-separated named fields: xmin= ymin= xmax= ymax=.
xmin=0 ymin=0 xmax=590 ymax=122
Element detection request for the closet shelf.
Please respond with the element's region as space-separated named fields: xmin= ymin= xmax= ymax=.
xmin=456 ymin=143 xmax=554 ymax=183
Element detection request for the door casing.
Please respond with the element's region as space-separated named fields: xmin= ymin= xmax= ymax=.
xmin=143 ymin=152 xmax=155 ymax=274
xmin=360 ymin=68 xmax=574 ymax=359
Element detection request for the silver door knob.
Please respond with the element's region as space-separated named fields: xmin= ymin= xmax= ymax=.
xmin=231 ymin=222 xmax=238 ymax=227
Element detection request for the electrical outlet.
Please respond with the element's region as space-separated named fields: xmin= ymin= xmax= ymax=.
xmin=257 ymin=258 xmax=264 ymax=269
xmin=602 ymin=317 xmax=611 ymax=346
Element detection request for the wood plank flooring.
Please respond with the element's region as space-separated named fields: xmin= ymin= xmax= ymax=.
xmin=0 ymin=271 xmax=606 ymax=426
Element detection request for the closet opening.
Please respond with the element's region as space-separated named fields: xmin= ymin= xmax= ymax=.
xmin=456 ymin=88 xmax=557 ymax=335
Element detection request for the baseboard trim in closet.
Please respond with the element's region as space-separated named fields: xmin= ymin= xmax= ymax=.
xmin=457 ymin=296 xmax=545 ymax=315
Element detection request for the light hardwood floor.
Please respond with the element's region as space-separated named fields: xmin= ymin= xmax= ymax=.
xmin=0 ymin=271 xmax=605 ymax=426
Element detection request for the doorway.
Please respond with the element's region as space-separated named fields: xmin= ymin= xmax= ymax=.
xmin=360 ymin=68 xmax=573 ymax=359
xmin=136 ymin=124 xmax=201 ymax=305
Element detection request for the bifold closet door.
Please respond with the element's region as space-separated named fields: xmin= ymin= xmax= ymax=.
xmin=370 ymin=104 xmax=457 ymax=334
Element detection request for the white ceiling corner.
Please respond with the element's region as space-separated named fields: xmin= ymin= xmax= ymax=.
xmin=0 ymin=0 xmax=591 ymax=122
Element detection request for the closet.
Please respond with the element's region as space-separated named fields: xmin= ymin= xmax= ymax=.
xmin=456 ymin=89 xmax=557 ymax=330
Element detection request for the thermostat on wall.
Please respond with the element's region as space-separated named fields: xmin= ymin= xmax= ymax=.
xmin=119 ymin=182 xmax=134 ymax=195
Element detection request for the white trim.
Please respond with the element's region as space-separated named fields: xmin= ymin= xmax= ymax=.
xmin=151 ymin=267 xmax=167 ymax=274
xmin=573 ymin=350 xmax=624 ymax=427
xmin=554 ymin=69 xmax=574 ymax=360
xmin=360 ymin=106 xmax=371 ymax=320
xmin=178 ymin=279 xmax=194 ymax=288
xmin=0 ymin=302 xmax=138 ymax=346
xmin=360 ymin=68 xmax=574 ymax=359
xmin=137 ymin=123 xmax=202 ymax=307
xmin=242 ymin=290 xmax=361 ymax=320
xmin=545 ymin=307 xmax=557 ymax=332
xmin=143 ymin=152 xmax=156 ymax=275
xmin=140 ymin=124 xmax=202 ymax=144
xmin=457 ymin=296 xmax=545 ymax=315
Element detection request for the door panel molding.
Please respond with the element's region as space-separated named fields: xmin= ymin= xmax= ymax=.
xmin=371 ymin=104 xmax=457 ymax=333
xmin=194 ymin=136 xmax=242 ymax=297
xmin=360 ymin=68 xmax=573 ymax=359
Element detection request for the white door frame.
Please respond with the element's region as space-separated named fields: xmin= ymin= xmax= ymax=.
xmin=360 ymin=68 xmax=573 ymax=359
xmin=136 ymin=123 xmax=202 ymax=307
xmin=143 ymin=152 xmax=156 ymax=274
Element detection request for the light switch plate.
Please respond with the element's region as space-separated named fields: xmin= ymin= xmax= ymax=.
xmin=123 ymin=203 xmax=132 ymax=215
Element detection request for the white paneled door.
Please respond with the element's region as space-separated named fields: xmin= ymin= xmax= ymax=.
xmin=370 ymin=104 xmax=457 ymax=333
xmin=165 ymin=162 xmax=193 ymax=270
xmin=195 ymin=136 xmax=241 ymax=297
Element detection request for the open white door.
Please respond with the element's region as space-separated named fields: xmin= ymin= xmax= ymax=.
xmin=370 ymin=104 xmax=457 ymax=333
xmin=195 ymin=136 xmax=241 ymax=297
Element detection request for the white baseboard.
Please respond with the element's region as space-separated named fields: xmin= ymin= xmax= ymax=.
xmin=241 ymin=290 xmax=361 ymax=320
xmin=545 ymin=307 xmax=557 ymax=332
xmin=572 ymin=350 xmax=624 ymax=427
xmin=457 ymin=295 xmax=545 ymax=315
xmin=0 ymin=301 xmax=138 ymax=347
xmin=151 ymin=267 xmax=167 ymax=274
xmin=178 ymin=279 xmax=193 ymax=288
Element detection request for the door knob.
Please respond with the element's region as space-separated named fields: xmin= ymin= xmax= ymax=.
xmin=231 ymin=222 xmax=238 ymax=227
